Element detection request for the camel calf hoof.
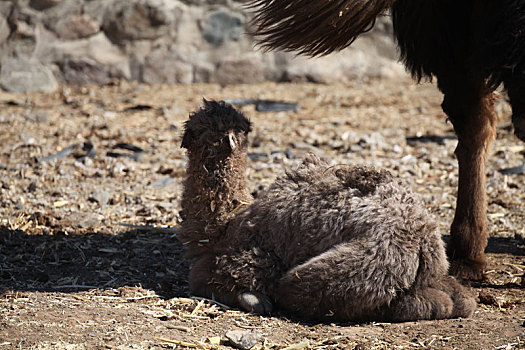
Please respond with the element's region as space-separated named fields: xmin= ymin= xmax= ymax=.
xmin=238 ymin=291 xmax=273 ymax=315
xmin=449 ymin=259 xmax=485 ymax=281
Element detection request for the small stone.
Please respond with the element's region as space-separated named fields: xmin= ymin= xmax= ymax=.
xmin=27 ymin=112 xmax=49 ymax=123
xmin=29 ymin=0 xmax=62 ymax=11
xmin=15 ymin=202 xmax=25 ymax=211
xmin=70 ymin=212 xmax=99 ymax=229
xmin=252 ymin=137 xmax=261 ymax=148
xmin=289 ymin=141 xmax=317 ymax=151
xmin=499 ymin=163 xmax=525 ymax=175
xmin=27 ymin=182 xmax=38 ymax=192
xmin=225 ymin=330 xmax=262 ymax=350
xmin=248 ymin=153 xmax=269 ymax=162
xmin=89 ymin=189 xmax=111 ymax=206
xmin=152 ymin=177 xmax=175 ymax=187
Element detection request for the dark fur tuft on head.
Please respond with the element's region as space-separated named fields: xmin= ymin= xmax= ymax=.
xmin=335 ymin=166 xmax=391 ymax=196
xmin=181 ymin=99 xmax=252 ymax=149
xmin=248 ymin=0 xmax=395 ymax=56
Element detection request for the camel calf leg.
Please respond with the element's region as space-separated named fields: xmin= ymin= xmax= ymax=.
xmin=189 ymin=254 xmax=273 ymax=314
xmin=276 ymin=241 xmax=422 ymax=321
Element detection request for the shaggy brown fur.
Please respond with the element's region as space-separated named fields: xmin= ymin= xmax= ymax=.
xmin=249 ymin=0 xmax=395 ymax=56
xmin=249 ymin=0 xmax=525 ymax=280
xmin=180 ymin=101 xmax=476 ymax=322
xmin=179 ymin=100 xmax=253 ymax=259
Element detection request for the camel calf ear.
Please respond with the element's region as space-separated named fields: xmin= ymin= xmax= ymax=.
xmin=228 ymin=131 xmax=237 ymax=151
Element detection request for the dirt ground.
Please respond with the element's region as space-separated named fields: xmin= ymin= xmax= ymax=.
xmin=0 ymin=78 xmax=524 ymax=349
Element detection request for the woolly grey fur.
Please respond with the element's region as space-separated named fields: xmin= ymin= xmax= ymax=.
xmin=180 ymin=100 xmax=476 ymax=322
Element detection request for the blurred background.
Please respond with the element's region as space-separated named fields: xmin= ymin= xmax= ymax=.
xmin=1 ymin=2 xmax=525 ymax=349
xmin=0 ymin=0 xmax=405 ymax=92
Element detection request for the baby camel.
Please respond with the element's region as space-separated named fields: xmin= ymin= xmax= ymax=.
xmin=179 ymin=100 xmax=475 ymax=322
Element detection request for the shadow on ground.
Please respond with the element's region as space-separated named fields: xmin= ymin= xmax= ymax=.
xmin=485 ymin=236 xmax=525 ymax=256
xmin=0 ymin=226 xmax=189 ymax=298
xmin=441 ymin=234 xmax=525 ymax=257
xmin=1 ymin=228 xmax=523 ymax=298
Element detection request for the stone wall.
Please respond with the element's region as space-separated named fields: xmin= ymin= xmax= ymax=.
xmin=0 ymin=0 xmax=405 ymax=93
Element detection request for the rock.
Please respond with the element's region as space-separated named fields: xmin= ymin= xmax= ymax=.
xmin=0 ymin=58 xmax=58 ymax=93
xmin=225 ymin=330 xmax=263 ymax=350
xmin=202 ymin=9 xmax=244 ymax=46
xmin=284 ymin=39 xmax=405 ymax=83
xmin=26 ymin=111 xmax=49 ymax=123
xmin=54 ymin=14 xmax=100 ymax=40
xmin=69 ymin=211 xmax=100 ymax=228
xmin=0 ymin=14 xmax=10 ymax=45
xmin=248 ymin=153 xmax=269 ymax=162
xmin=0 ymin=0 xmax=402 ymax=87
xmin=89 ymin=189 xmax=111 ymax=206
xmin=10 ymin=11 xmax=37 ymax=40
xmin=27 ymin=182 xmax=38 ymax=192
xmin=0 ymin=2 xmax=12 ymax=16
xmin=172 ymin=6 xmax=204 ymax=51
xmin=284 ymin=52 xmax=366 ymax=83
xmin=0 ymin=1 xmax=12 ymax=43
xmin=214 ymin=54 xmax=265 ymax=85
xmin=61 ymin=57 xmax=110 ymax=85
xmin=41 ymin=0 xmax=83 ymax=33
xmin=34 ymin=32 xmax=131 ymax=80
xmin=102 ymin=0 xmax=176 ymax=43
xmin=29 ymin=0 xmax=63 ymax=11
xmin=193 ymin=61 xmax=215 ymax=83
xmin=152 ymin=177 xmax=175 ymax=187
xmin=142 ymin=47 xmax=193 ymax=84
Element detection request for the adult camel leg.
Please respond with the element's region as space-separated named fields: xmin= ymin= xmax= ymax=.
xmin=504 ymin=70 xmax=525 ymax=285
xmin=438 ymin=76 xmax=496 ymax=280
xmin=505 ymin=67 xmax=525 ymax=142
